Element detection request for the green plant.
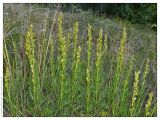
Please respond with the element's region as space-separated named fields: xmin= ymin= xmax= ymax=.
xmin=57 ymin=13 xmax=67 ymax=114
xmin=86 ymin=24 xmax=92 ymax=115
xmin=71 ymin=22 xmax=79 ymax=114
xmin=25 ymin=24 xmax=36 ymax=102
xmin=145 ymin=92 xmax=154 ymax=117
xmin=3 ymin=8 xmax=156 ymax=116
xmin=111 ymin=27 xmax=127 ymax=116
xmin=25 ymin=24 xmax=41 ymax=115
xmin=95 ymin=29 xmax=103 ymax=113
xmin=130 ymin=71 xmax=140 ymax=116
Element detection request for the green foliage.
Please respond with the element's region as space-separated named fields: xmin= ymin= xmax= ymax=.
xmin=77 ymin=3 xmax=157 ymax=25
xmin=3 ymin=4 xmax=156 ymax=117
xmin=115 ymin=4 xmax=157 ymax=24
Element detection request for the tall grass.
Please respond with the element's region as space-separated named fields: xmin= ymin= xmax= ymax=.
xmin=3 ymin=11 xmax=157 ymax=117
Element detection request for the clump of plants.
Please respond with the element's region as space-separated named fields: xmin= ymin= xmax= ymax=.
xmin=3 ymin=13 xmax=156 ymax=117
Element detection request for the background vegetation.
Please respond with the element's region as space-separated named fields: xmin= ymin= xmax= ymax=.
xmin=3 ymin=3 xmax=157 ymax=117
xmin=38 ymin=3 xmax=157 ymax=25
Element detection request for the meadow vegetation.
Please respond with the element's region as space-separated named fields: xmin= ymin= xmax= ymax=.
xmin=3 ymin=4 xmax=157 ymax=117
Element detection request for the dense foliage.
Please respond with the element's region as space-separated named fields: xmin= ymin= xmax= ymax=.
xmin=3 ymin=4 xmax=157 ymax=117
xmin=79 ymin=4 xmax=156 ymax=24
xmin=40 ymin=3 xmax=157 ymax=25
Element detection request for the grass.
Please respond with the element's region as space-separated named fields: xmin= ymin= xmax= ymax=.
xmin=3 ymin=4 xmax=157 ymax=117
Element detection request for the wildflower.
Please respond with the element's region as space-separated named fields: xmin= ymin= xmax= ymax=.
xmin=95 ymin=29 xmax=103 ymax=109
xmin=142 ymin=58 xmax=149 ymax=87
xmin=111 ymin=27 xmax=127 ymax=115
xmin=86 ymin=24 xmax=92 ymax=114
xmin=73 ymin=22 xmax=78 ymax=60
xmin=5 ymin=66 xmax=9 ymax=91
xmin=87 ymin=24 xmax=92 ymax=66
xmin=75 ymin=46 xmax=81 ymax=74
xmin=25 ymin=24 xmax=37 ymax=105
xmin=96 ymin=29 xmax=103 ymax=66
xmin=130 ymin=71 xmax=140 ymax=116
xmin=145 ymin=92 xmax=154 ymax=116
xmin=58 ymin=13 xmax=67 ymax=112
xmin=25 ymin=24 xmax=36 ymax=77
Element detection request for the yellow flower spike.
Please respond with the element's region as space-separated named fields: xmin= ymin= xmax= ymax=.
xmin=25 ymin=24 xmax=36 ymax=76
xmin=5 ymin=66 xmax=9 ymax=91
xmin=112 ymin=27 xmax=127 ymax=115
xmin=73 ymin=22 xmax=78 ymax=58
xmin=25 ymin=24 xmax=36 ymax=104
xmin=142 ymin=58 xmax=149 ymax=87
xmin=87 ymin=24 xmax=92 ymax=66
xmin=86 ymin=24 xmax=92 ymax=115
xmin=95 ymin=29 xmax=103 ymax=111
xmin=75 ymin=46 xmax=81 ymax=72
xmin=130 ymin=71 xmax=140 ymax=116
xmin=145 ymin=92 xmax=154 ymax=116
xmin=58 ymin=13 xmax=67 ymax=113
xmin=96 ymin=29 xmax=103 ymax=62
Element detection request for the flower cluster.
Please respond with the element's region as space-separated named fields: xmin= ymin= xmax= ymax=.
xmin=145 ymin=92 xmax=154 ymax=116
xmin=95 ymin=29 xmax=103 ymax=108
xmin=25 ymin=24 xmax=36 ymax=77
xmin=5 ymin=66 xmax=9 ymax=91
xmin=86 ymin=24 xmax=92 ymax=114
xmin=130 ymin=71 xmax=140 ymax=116
xmin=58 ymin=13 xmax=67 ymax=111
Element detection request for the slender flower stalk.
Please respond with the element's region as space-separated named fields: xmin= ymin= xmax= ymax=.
xmin=86 ymin=24 xmax=92 ymax=115
xmin=95 ymin=29 xmax=103 ymax=111
xmin=58 ymin=13 xmax=67 ymax=112
xmin=4 ymin=65 xmax=9 ymax=94
xmin=112 ymin=27 xmax=127 ymax=115
xmin=135 ymin=58 xmax=150 ymax=115
xmin=73 ymin=22 xmax=78 ymax=62
xmin=71 ymin=22 xmax=79 ymax=110
xmin=72 ymin=46 xmax=81 ymax=113
xmin=4 ymin=39 xmax=11 ymax=95
xmin=145 ymin=92 xmax=154 ymax=116
xmin=142 ymin=58 xmax=149 ymax=88
xmin=74 ymin=45 xmax=82 ymax=77
xmin=114 ymin=27 xmax=127 ymax=89
xmin=75 ymin=46 xmax=81 ymax=72
xmin=130 ymin=71 xmax=140 ymax=116
xmin=25 ymin=24 xmax=36 ymax=103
